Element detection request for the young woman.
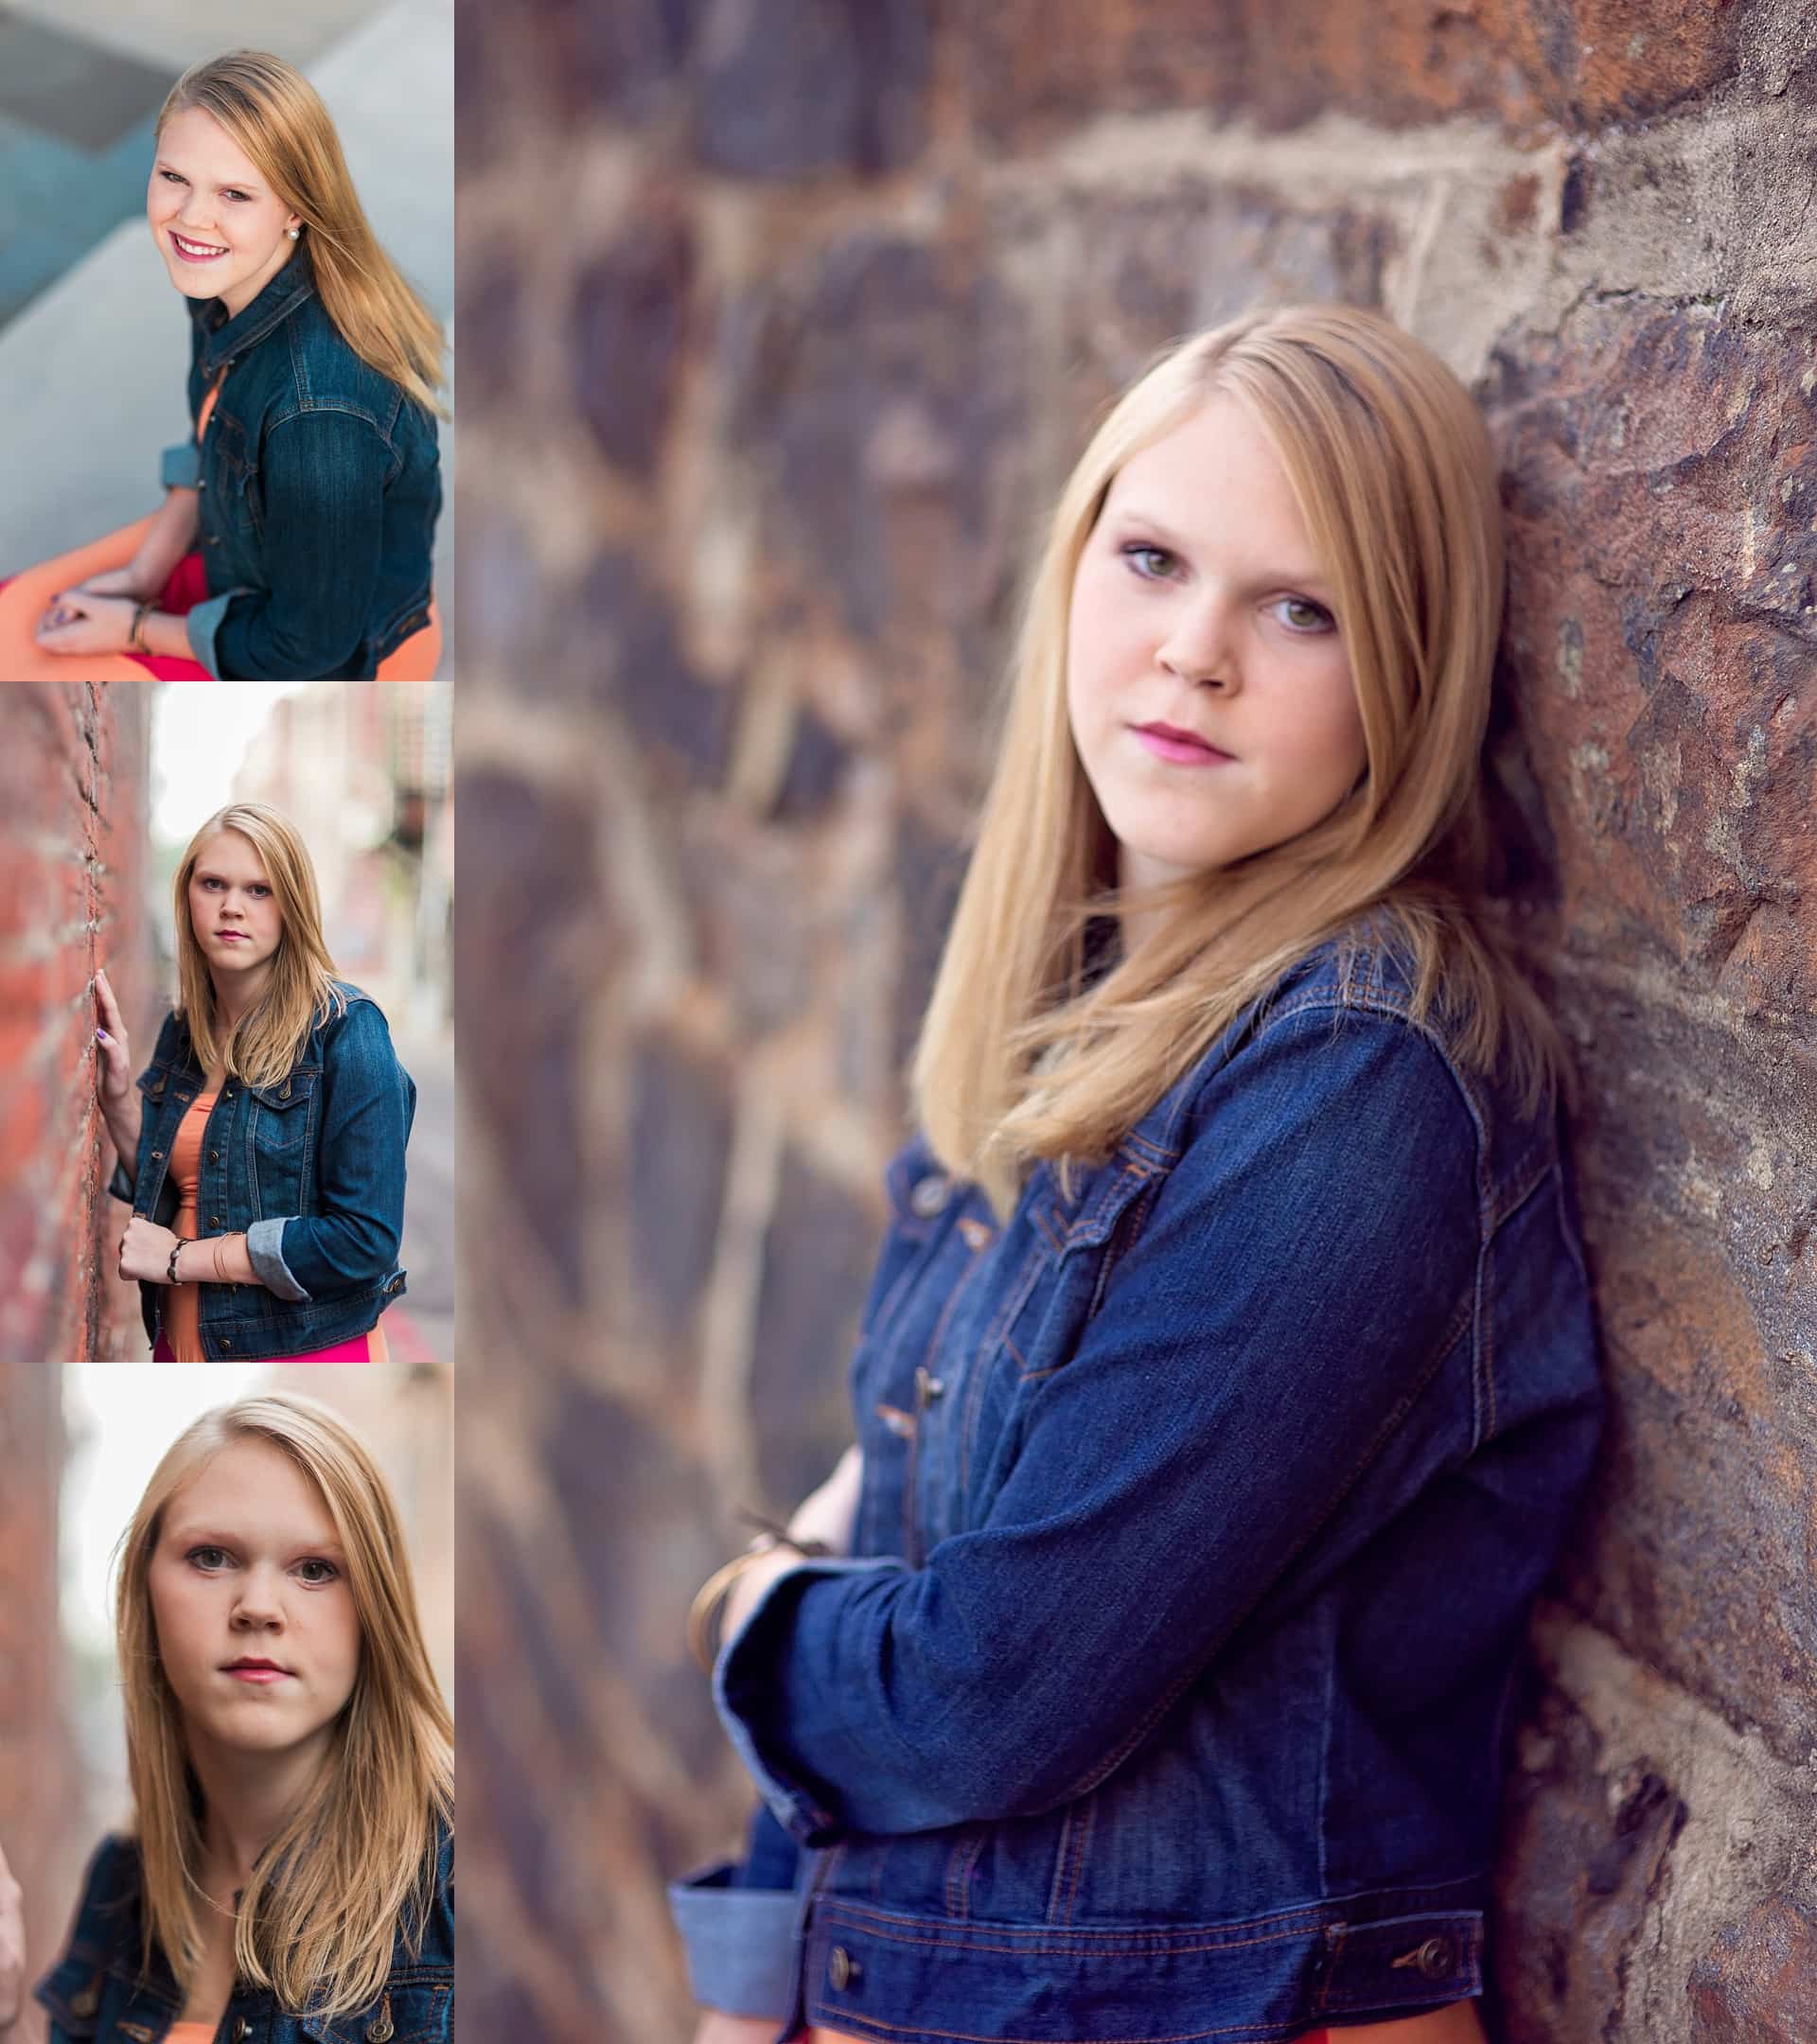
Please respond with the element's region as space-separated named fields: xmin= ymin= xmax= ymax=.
xmin=673 ymin=307 xmax=1604 ymax=2043
xmin=97 ymin=800 xmax=416 ymax=1362
xmin=0 ymin=1392 xmax=453 ymax=2042
xmin=0 ymin=48 xmax=444 ymax=682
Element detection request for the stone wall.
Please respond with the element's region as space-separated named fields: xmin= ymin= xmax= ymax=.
xmin=455 ymin=5 xmax=1817 ymax=2035
xmin=0 ymin=683 xmax=153 ymax=1365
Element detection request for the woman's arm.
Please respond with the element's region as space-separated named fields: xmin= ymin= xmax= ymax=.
xmin=93 ymin=969 xmax=142 ymax=1190
xmin=184 ymin=411 xmax=391 ymax=680
xmin=70 ymin=487 xmax=200 ymax=605
xmin=0 ymin=1837 xmax=23 ymax=2033
xmin=244 ymin=1001 xmax=412 ymax=1300
xmin=714 ymin=1009 xmax=1487 ymax=1841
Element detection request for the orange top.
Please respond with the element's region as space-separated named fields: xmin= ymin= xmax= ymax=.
xmin=159 ymin=1091 xmax=390 ymax=1364
xmin=168 ymin=2026 xmax=218 ymax=2043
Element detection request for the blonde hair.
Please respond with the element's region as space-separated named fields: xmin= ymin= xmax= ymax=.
xmin=115 ymin=1393 xmax=453 ymax=2018
xmin=158 ymin=49 xmax=447 ymax=417
xmin=911 ymin=304 xmax=1569 ymax=1216
xmin=173 ymin=801 xmax=347 ymax=1089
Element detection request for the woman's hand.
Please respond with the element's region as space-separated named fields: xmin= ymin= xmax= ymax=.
xmin=117 ymin=1215 xmax=183 ymax=1286
xmin=0 ymin=1836 xmax=25 ymax=2030
xmin=35 ymin=590 xmax=136 ymax=655
xmin=692 ymin=2016 xmax=777 ymax=2044
xmin=94 ymin=968 xmax=133 ymax=1105
xmin=787 ymin=1443 xmax=863 ymax=1557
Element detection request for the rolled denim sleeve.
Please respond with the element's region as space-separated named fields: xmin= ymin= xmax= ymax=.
xmin=202 ymin=409 xmax=390 ymax=679
xmin=257 ymin=1001 xmax=412 ymax=1299
xmin=161 ymin=440 xmax=201 ymax=489
xmin=716 ymin=1008 xmax=1483 ymax=1840
xmin=669 ymin=1803 xmax=810 ymax=2020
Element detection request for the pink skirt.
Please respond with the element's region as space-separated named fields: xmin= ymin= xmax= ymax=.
xmin=153 ymin=1328 xmax=381 ymax=1362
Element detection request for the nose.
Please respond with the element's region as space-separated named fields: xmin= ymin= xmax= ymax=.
xmin=232 ymin=1567 xmax=285 ymax=1630
xmin=1156 ymin=593 xmax=1239 ymax=692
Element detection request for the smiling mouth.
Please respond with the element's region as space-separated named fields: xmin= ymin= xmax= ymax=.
xmin=171 ymin=232 xmax=229 ymax=261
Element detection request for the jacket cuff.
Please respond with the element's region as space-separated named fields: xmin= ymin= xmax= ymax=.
xmin=246 ymin=1217 xmax=311 ymax=1301
xmin=107 ymin=1154 xmax=136 ymax=1204
xmin=714 ymin=1556 xmax=907 ymax=1846
xmin=185 ymin=590 xmax=245 ymax=678
xmin=668 ymin=1862 xmax=802 ymax=2023
xmin=161 ymin=440 xmax=201 ymax=489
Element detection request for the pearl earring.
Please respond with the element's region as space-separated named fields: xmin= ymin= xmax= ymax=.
xmin=288 ymin=227 xmax=301 ymax=240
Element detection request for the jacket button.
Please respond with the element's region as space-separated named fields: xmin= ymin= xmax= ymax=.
xmin=150 ymin=1150 xmax=164 ymax=1161
xmin=827 ymin=1946 xmax=859 ymax=1992
xmin=232 ymin=2022 xmax=250 ymax=2042
xmin=221 ymin=1339 xmax=233 ymax=1351
xmin=208 ymin=1150 xmax=220 ymax=1163
xmin=209 ymin=1215 xmax=221 ymax=1228
xmin=69 ymin=1982 xmax=99 ymax=2017
xmin=364 ymin=1998 xmax=395 ymax=2042
xmin=176 ymin=1091 xmax=191 ymax=1103
xmin=909 ymin=1172 xmax=951 ymax=1218
xmin=1414 ymin=1935 xmax=1455 ymax=1980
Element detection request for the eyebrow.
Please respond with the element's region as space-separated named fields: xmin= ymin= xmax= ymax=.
xmin=194 ymin=868 xmax=270 ymax=885
xmin=167 ymin=1524 xmax=345 ymax=1559
xmin=155 ymin=159 xmax=263 ymax=195
xmin=1109 ymin=506 xmax=1333 ymax=594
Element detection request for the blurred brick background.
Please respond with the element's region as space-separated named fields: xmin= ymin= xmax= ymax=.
xmin=454 ymin=4 xmax=1817 ymax=2036
xmin=0 ymin=683 xmax=155 ymax=1364
xmin=0 ymin=1358 xmax=79 ymax=2044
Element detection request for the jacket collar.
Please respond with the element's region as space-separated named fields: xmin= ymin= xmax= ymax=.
xmin=194 ymin=241 xmax=318 ymax=376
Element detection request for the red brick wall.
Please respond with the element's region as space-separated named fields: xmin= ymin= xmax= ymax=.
xmin=0 ymin=683 xmax=154 ymax=1363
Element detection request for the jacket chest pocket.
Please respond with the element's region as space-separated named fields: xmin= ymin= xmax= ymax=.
xmin=248 ymin=1071 xmax=319 ymax=1211
xmin=205 ymin=409 xmax=264 ymax=544
xmin=307 ymin=1976 xmax=452 ymax=2044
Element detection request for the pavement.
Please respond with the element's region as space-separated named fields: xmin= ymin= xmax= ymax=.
xmin=394 ymin=1024 xmax=455 ymax=1366
xmin=0 ymin=0 xmax=455 ymax=664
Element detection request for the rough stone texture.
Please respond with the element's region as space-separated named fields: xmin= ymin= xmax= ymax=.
xmin=456 ymin=2 xmax=1817 ymax=2035
xmin=0 ymin=684 xmax=153 ymax=1363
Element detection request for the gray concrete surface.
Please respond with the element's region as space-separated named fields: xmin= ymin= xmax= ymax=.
xmin=7 ymin=0 xmax=383 ymax=84
xmin=0 ymin=0 xmax=454 ymax=661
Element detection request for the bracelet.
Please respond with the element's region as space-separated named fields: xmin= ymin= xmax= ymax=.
xmin=166 ymin=1238 xmax=185 ymax=1286
xmin=686 ymin=1528 xmax=833 ymax=1675
xmin=129 ymin=602 xmax=152 ymax=654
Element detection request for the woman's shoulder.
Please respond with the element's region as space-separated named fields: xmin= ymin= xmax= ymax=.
xmin=33 ymin=1834 xmax=144 ymax=2018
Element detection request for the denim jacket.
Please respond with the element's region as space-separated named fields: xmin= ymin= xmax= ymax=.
xmin=110 ymin=982 xmax=415 ymax=1361
xmin=670 ymin=924 xmax=1603 ymax=2042
xmin=35 ymin=1824 xmax=453 ymax=2044
xmin=160 ymin=245 xmax=441 ymax=680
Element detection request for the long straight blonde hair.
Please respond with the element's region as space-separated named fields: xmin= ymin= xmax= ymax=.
xmin=157 ymin=50 xmax=447 ymax=417
xmin=173 ymin=801 xmax=347 ymax=1089
xmin=912 ymin=305 xmax=1569 ymax=1216
xmin=115 ymin=1394 xmax=453 ymax=2018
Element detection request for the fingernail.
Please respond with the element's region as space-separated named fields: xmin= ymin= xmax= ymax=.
xmin=96 ymin=1028 xmax=111 ymax=1042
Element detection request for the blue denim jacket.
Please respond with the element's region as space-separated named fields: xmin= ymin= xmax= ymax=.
xmin=110 ymin=982 xmax=415 ymax=1360
xmin=670 ymin=925 xmax=1603 ymax=2041
xmin=34 ymin=1823 xmax=452 ymax=2043
xmin=160 ymin=245 xmax=441 ymax=679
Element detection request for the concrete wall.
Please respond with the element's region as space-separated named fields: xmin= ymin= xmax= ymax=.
xmin=455 ymin=5 xmax=1817 ymax=2035
xmin=0 ymin=683 xmax=154 ymax=1364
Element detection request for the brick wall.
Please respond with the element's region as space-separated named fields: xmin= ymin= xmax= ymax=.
xmin=456 ymin=6 xmax=1817 ymax=2035
xmin=0 ymin=683 xmax=154 ymax=1364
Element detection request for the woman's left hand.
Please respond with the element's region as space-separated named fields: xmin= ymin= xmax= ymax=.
xmin=117 ymin=1215 xmax=183 ymax=1285
xmin=787 ymin=1443 xmax=864 ymax=1557
xmin=35 ymin=590 xmax=136 ymax=654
